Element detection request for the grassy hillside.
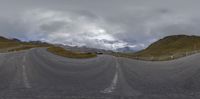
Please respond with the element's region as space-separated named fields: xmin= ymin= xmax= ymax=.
xmin=0 ymin=36 xmax=97 ymax=59
xmin=0 ymin=36 xmax=50 ymax=52
xmin=133 ymin=35 xmax=200 ymax=60
xmin=0 ymin=36 xmax=21 ymax=49
xmin=47 ymin=47 xmax=97 ymax=59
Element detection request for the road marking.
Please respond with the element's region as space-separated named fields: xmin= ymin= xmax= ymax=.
xmin=101 ymin=57 xmax=119 ymax=93
xmin=22 ymin=56 xmax=31 ymax=88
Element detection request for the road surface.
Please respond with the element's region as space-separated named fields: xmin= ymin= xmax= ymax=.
xmin=0 ymin=48 xmax=200 ymax=99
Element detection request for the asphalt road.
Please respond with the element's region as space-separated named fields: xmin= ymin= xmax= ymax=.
xmin=0 ymin=48 xmax=200 ymax=99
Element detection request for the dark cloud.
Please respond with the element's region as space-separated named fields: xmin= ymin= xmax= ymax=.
xmin=39 ymin=21 xmax=67 ymax=33
xmin=0 ymin=0 xmax=199 ymax=50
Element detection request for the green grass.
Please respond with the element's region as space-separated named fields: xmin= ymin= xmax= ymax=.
xmin=0 ymin=36 xmax=96 ymax=59
xmin=8 ymin=46 xmax=33 ymax=52
xmin=0 ymin=41 xmax=20 ymax=49
xmin=112 ymin=35 xmax=200 ymax=61
xmin=47 ymin=46 xmax=97 ymax=59
xmin=132 ymin=35 xmax=200 ymax=61
xmin=7 ymin=45 xmax=43 ymax=52
xmin=0 ymin=36 xmax=51 ymax=52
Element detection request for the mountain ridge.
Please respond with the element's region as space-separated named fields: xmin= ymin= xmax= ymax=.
xmin=134 ymin=34 xmax=200 ymax=60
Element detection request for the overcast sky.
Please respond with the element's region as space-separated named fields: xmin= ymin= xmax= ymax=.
xmin=0 ymin=0 xmax=200 ymax=50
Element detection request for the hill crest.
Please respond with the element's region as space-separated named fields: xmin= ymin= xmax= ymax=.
xmin=134 ymin=34 xmax=200 ymax=60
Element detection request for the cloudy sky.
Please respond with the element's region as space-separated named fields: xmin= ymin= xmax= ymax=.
xmin=0 ymin=0 xmax=200 ymax=50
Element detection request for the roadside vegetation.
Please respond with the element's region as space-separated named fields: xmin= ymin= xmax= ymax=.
xmin=0 ymin=36 xmax=96 ymax=59
xmin=117 ymin=35 xmax=200 ymax=61
xmin=3 ymin=34 xmax=200 ymax=60
xmin=0 ymin=36 xmax=50 ymax=52
xmin=7 ymin=45 xmax=46 ymax=52
xmin=47 ymin=46 xmax=97 ymax=59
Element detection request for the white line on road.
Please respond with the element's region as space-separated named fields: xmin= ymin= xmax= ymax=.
xmin=22 ymin=56 xmax=31 ymax=88
xmin=101 ymin=57 xmax=119 ymax=93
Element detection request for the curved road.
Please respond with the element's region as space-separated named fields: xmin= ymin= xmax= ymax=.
xmin=0 ymin=48 xmax=200 ymax=99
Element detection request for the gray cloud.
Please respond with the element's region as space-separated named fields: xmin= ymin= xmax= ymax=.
xmin=0 ymin=0 xmax=200 ymax=50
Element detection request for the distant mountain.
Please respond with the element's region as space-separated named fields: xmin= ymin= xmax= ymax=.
xmin=0 ymin=36 xmax=51 ymax=52
xmin=0 ymin=36 xmax=22 ymax=49
xmin=0 ymin=36 xmax=15 ymax=42
xmin=60 ymin=45 xmax=113 ymax=54
xmin=117 ymin=46 xmax=137 ymax=53
xmin=134 ymin=35 xmax=200 ymax=60
xmin=28 ymin=41 xmax=50 ymax=45
xmin=0 ymin=35 xmax=111 ymax=54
